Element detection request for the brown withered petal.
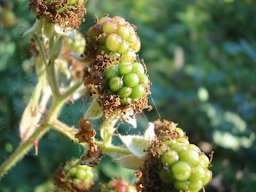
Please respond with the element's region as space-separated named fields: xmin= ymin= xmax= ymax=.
xmin=29 ymin=0 xmax=86 ymax=29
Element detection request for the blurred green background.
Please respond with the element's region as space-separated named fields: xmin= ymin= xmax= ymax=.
xmin=1 ymin=0 xmax=256 ymax=191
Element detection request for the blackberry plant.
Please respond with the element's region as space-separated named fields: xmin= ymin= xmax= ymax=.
xmin=0 ymin=1 xmax=213 ymax=191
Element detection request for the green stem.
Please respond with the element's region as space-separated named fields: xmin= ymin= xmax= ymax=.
xmin=19 ymin=59 xmax=46 ymax=142
xmin=49 ymin=35 xmax=63 ymax=61
xmin=46 ymin=59 xmax=61 ymax=98
xmin=0 ymin=82 xmax=79 ymax=178
xmin=60 ymin=79 xmax=83 ymax=100
xmin=0 ymin=123 xmax=50 ymax=178
xmin=34 ymin=33 xmax=61 ymax=99
xmin=50 ymin=119 xmax=79 ymax=142
xmin=33 ymin=34 xmax=47 ymax=66
xmin=0 ymin=102 xmax=59 ymax=177
xmin=100 ymin=116 xmax=119 ymax=146
xmin=50 ymin=119 xmax=131 ymax=156
xmin=96 ymin=141 xmax=131 ymax=155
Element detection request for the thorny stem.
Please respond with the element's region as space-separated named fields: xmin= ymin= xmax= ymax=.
xmin=0 ymin=81 xmax=82 ymax=177
xmin=0 ymin=23 xmax=83 ymax=177
xmin=0 ymin=125 xmax=50 ymax=178
xmin=19 ymin=58 xmax=47 ymax=142
xmin=0 ymin=18 xmax=131 ymax=178
xmin=50 ymin=119 xmax=79 ymax=142
xmin=0 ymin=99 xmax=60 ymax=177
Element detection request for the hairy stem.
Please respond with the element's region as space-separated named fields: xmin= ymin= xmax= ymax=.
xmin=50 ymin=119 xmax=131 ymax=156
xmin=96 ymin=141 xmax=131 ymax=155
xmin=0 ymin=123 xmax=50 ymax=177
xmin=46 ymin=59 xmax=61 ymax=98
xmin=19 ymin=74 xmax=44 ymax=141
xmin=100 ymin=117 xmax=119 ymax=146
xmin=50 ymin=119 xmax=79 ymax=142
xmin=0 ymin=81 xmax=81 ymax=178
xmin=0 ymin=103 xmax=59 ymax=178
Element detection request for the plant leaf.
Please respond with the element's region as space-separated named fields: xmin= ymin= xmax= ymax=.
xmin=144 ymin=122 xmax=156 ymax=141
xmin=114 ymin=154 xmax=145 ymax=170
xmin=119 ymin=135 xmax=150 ymax=158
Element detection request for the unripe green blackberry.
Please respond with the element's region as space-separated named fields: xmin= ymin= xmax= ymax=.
xmin=160 ymin=133 xmax=212 ymax=192
xmin=83 ymin=16 xmax=152 ymax=117
xmin=85 ymin=16 xmax=140 ymax=56
xmin=64 ymin=30 xmax=86 ymax=54
xmin=54 ymin=160 xmax=95 ymax=192
xmin=100 ymin=179 xmax=136 ymax=192
xmin=138 ymin=120 xmax=212 ymax=192
xmin=109 ymin=77 xmax=123 ymax=92
xmin=105 ymin=61 xmax=150 ymax=105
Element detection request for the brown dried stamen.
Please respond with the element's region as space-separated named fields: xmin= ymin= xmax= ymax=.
xmin=75 ymin=118 xmax=103 ymax=167
xmin=29 ymin=0 xmax=86 ymax=29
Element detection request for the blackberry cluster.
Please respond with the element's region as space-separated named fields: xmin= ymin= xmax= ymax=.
xmin=105 ymin=61 xmax=150 ymax=105
xmin=86 ymin=16 xmax=140 ymax=60
xmin=160 ymin=138 xmax=212 ymax=192
xmin=138 ymin=120 xmax=212 ymax=192
xmin=64 ymin=163 xmax=94 ymax=184
xmin=84 ymin=16 xmax=152 ymax=115
xmin=54 ymin=160 xmax=95 ymax=191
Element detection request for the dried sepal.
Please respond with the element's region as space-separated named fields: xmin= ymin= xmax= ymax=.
xmin=75 ymin=118 xmax=103 ymax=167
xmin=29 ymin=0 xmax=86 ymax=29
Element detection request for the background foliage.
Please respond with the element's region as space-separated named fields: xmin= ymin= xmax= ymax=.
xmin=1 ymin=0 xmax=256 ymax=191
